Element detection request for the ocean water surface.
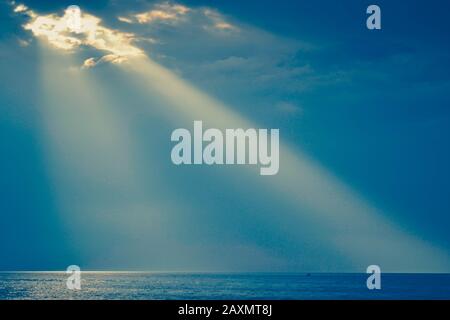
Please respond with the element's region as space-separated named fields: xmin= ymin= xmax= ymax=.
xmin=0 ymin=272 xmax=449 ymax=300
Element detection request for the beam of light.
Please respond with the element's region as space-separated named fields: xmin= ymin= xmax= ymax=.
xmin=117 ymin=56 xmax=450 ymax=272
xmin=36 ymin=45 xmax=212 ymax=270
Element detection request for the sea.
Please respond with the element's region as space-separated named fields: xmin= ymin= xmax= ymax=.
xmin=0 ymin=272 xmax=449 ymax=300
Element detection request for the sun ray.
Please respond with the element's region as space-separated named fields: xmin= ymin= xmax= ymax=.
xmin=36 ymin=45 xmax=193 ymax=269
xmin=118 ymin=56 xmax=450 ymax=272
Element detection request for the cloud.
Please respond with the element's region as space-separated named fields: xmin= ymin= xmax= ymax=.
xmin=17 ymin=38 xmax=31 ymax=47
xmin=118 ymin=2 xmax=238 ymax=33
xmin=173 ymin=54 xmax=332 ymax=113
xmin=13 ymin=3 xmax=28 ymax=13
xmin=214 ymin=22 xmax=235 ymax=31
xmin=16 ymin=3 xmax=143 ymax=64
xmin=82 ymin=57 xmax=97 ymax=68
xmin=276 ymin=101 xmax=303 ymax=115
xmin=117 ymin=16 xmax=133 ymax=24
xmin=13 ymin=1 xmax=328 ymax=115
xmin=110 ymin=3 xmax=318 ymax=113
xmin=14 ymin=0 xmax=318 ymax=99
xmin=134 ymin=2 xmax=190 ymax=24
xmin=10 ymin=2 xmax=36 ymax=18
xmin=202 ymin=8 xmax=239 ymax=33
xmin=82 ymin=54 xmax=127 ymax=69
xmin=14 ymin=1 xmax=242 ymax=68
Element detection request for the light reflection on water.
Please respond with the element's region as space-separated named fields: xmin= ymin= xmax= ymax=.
xmin=0 ymin=273 xmax=449 ymax=300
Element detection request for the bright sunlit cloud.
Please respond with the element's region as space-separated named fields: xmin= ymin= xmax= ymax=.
xmin=82 ymin=54 xmax=128 ymax=69
xmin=13 ymin=3 xmax=143 ymax=63
xmin=117 ymin=1 xmax=238 ymax=33
xmin=133 ymin=2 xmax=190 ymax=24
xmin=13 ymin=3 xmax=28 ymax=13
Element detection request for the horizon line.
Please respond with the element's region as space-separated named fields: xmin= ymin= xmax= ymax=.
xmin=1 ymin=270 xmax=450 ymax=275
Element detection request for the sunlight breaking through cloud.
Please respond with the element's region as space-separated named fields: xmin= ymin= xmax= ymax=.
xmin=14 ymin=3 xmax=143 ymax=62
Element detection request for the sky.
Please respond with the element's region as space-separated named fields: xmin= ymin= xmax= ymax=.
xmin=0 ymin=0 xmax=449 ymax=272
